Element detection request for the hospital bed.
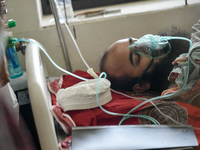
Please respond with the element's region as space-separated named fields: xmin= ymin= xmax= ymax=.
xmin=25 ymin=43 xmax=60 ymax=150
xmin=25 ymin=42 xmax=199 ymax=150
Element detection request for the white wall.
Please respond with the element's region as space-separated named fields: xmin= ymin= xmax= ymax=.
xmin=5 ymin=0 xmax=200 ymax=77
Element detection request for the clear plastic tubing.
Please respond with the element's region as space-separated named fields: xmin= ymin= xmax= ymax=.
xmin=54 ymin=0 xmax=90 ymax=69
xmin=119 ymin=37 xmax=193 ymax=125
xmin=13 ymin=38 xmax=88 ymax=81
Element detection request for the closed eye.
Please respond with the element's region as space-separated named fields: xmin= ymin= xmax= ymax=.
xmin=129 ymin=51 xmax=134 ymax=67
xmin=129 ymin=51 xmax=140 ymax=67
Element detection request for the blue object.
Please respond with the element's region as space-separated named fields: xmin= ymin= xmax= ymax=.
xmin=6 ymin=45 xmax=23 ymax=79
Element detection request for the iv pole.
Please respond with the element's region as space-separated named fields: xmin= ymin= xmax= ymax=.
xmin=48 ymin=0 xmax=72 ymax=72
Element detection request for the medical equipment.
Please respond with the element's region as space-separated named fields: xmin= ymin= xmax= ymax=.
xmin=128 ymin=34 xmax=192 ymax=86
xmin=129 ymin=34 xmax=171 ymax=59
xmin=11 ymin=38 xmax=159 ymax=125
xmin=4 ymin=19 xmax=23 ymax=79
xmin=5 ymin=19 xmax=16 ymax=28
xmin=10 ymin=38 xmax=159 ymax=125
xmin=12 ymin=38 xmax=88 ymax=81
xmin=128 ymin=34 xmax=192 ymax=59
xmin=120 ymin=34 xmax=193 ymax=125
xmin=56 ymin=0 xmax=74 ymax=22
xmin=129 ymin=34 xmax=192 ymax=90
xmin=49 ymin=0 xmax=72 ymax=72
xmin=6 ymin=34 xmax=23 ymax=79
xmin=51 ymin=0 xmax=99 ymax=78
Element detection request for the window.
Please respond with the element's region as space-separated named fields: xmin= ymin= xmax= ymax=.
xmin=41 ymin=0 xmax=142 ymax=15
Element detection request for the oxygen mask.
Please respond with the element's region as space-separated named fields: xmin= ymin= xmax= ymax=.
xmin=128 ymin=34 xmax=192 ymax=86
xmin=129 ymin=34 xmax=171 ymax=59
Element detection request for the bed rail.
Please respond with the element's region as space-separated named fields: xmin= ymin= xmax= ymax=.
xmin=25 ymin=43 xmax=58 ymax=150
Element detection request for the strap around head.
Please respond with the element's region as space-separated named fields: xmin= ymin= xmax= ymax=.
xmin=134 ymin=58 xmax=154 ymax=85
xmin=129 ymin=36 xmax=154 ymax=85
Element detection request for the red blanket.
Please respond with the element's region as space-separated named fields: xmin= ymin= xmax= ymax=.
xmin=48 ymin=70 xmax=200 ymax=149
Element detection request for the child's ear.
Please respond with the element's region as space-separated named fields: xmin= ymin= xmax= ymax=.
xmin=132 ymin=82 xmax=150 ymax=93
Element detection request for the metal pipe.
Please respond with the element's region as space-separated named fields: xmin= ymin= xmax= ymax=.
xmin=63 ymin=0 xmax=68 ymax=23
xmin=49 ymin=0 xmax=72 ymax=72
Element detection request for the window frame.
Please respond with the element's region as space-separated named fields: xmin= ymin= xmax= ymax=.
xmin=41 ymin=0 xmax=142 ymax=15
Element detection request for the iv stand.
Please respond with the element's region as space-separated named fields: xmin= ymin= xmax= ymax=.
xmin=48 ymin=0 xmax=72 ymax=72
